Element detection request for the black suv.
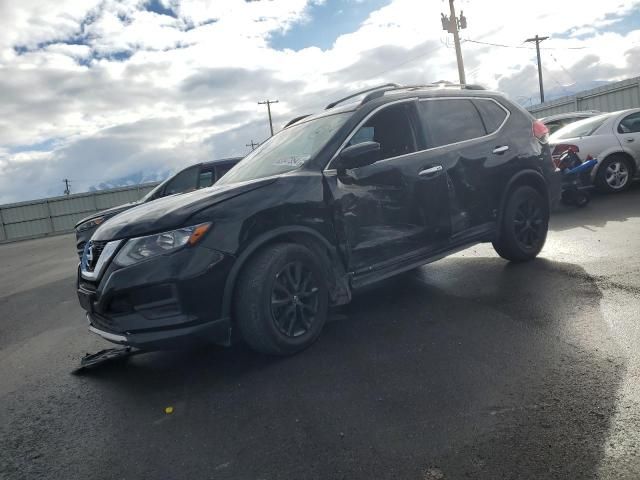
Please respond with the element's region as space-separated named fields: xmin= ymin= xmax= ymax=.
xmin=74 ymin=157 xmax=241 ymax=257
xmin=77 ymin=83 xmax=559 ymax=355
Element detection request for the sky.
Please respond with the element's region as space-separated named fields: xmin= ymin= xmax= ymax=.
xmin=0 ymin=0 xmax=639 ymax=203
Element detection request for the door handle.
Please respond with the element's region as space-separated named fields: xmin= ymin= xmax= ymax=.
xmin=493 ymin=145 xmax=510 ymax=154
xmin=419 ymin=165 xmax=443 ymax=176
xmin=625 ymin=138 xmax=635 ymax=143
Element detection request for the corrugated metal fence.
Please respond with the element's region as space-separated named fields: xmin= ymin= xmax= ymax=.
xmin=527 ymin=76 xmax=640 ymax=118
xmin=0 ymin=183 xmax=158 ymax=243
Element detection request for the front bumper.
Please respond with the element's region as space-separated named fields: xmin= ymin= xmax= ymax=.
xmin=77 ymin=244 xmax=235 ymax=350
xmin=86 ymin=313 xmax=231 ymax=350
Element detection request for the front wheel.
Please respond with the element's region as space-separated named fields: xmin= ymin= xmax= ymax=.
xmin=493 ymin=185 xmax=549 ymax=262
xmin=234 ymin=243 xmax=329 ymax=355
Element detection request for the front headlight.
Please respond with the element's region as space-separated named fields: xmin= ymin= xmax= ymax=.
xmin=76 ymin=216 xmax=106 ymax=232
xmin=113 ymin=223 xmax=211 ymax=267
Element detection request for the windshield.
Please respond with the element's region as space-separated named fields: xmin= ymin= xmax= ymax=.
xmin=217 ymin=112 xmax=350 ymax=185
xmin=550 ymin=113 xmax=612 ymax=140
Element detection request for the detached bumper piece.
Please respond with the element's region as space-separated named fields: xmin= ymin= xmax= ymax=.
xmin=71 ymin=346 xmax=145 ymax=374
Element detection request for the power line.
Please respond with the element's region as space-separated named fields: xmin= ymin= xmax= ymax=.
xmin=463 ymin=38 xmax=586 ymax=50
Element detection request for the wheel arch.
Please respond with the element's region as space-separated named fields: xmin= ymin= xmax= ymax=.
xmin=592 ymin=151 xmax=637 ymax=181
xmin=221 ymin=226 xmax=350 ymax=324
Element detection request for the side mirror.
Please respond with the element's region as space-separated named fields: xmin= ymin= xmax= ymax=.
xmin=335 ymin=141 xmax=381 ymax=171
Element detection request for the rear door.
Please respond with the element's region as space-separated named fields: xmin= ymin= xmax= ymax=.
xmin=417 ymin=97 xmax=509 ymax=237
xmin=615 ymin=112 xmax=640 ymax=165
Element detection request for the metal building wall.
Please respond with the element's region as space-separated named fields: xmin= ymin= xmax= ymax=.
xmin=527 ymin=76 xmax=640 ymax=118
xmin=0 ymin=183 xmax=158 ymax=243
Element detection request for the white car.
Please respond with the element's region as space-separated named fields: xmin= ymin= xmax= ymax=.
xmin=540 ymin=110 xmax=600 ymax=135
xmin=549 ymin=108 xmax=640 ymax=193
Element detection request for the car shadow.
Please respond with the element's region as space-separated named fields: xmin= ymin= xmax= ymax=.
xmin=550 ymin=182 xmax=640 ymax=232
xmin=69 ymin=256 xmax=624 ymax=480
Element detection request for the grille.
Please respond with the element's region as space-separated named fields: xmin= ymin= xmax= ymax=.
xmin=86 ymin=240 xmax=108 ymax=272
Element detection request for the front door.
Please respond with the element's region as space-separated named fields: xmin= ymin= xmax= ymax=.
xmin=325 ymin=100 xmax=450 ymax=273
xmin=616 ymin=111 xmax=640 ymax=162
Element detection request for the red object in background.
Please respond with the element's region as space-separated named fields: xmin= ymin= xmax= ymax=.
xmin=551 ymin=144 xmax=580 ymax=167
xmin=533 ymin=120 xmax=549 ymax=143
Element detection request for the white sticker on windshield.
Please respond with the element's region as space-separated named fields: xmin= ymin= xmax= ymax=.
xmin=274 ymin=155 xmax=309 ymax=167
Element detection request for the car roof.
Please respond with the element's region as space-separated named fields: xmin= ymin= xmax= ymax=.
xmin=540 ymin=111 xmax=600 ymax=122
xmin=288 ymin=84 xmax=506 ymax=129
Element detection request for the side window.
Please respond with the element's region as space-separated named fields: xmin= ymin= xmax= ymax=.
xmin=419 ymin=99 xmax=487 ymax=148
xmin=618 ymin=113 xmax=640 ymax=134
xmin=198 ymin=170 xmax=214 ymax=189
xmin=215 ymin=164 xmax=234 ymax=180
xmin=348 ymin=103 xmax=418 ymax=160
xmin=545 ymin=120 xmax=562 ymax=135
xmin=163 ymin=167 xmax=199 ymax=196
xmin=348 ymin=126 xmax=375 ymax=146
xmin=473 ymin=99 xmax=508 ymax=133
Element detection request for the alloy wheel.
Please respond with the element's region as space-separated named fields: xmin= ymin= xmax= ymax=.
xmin=271 ymin=261 xmax=320 ymax=338
xmin=605 ymin=161 xmax=629 ymax=190
xmin=513 ymin=198 xmax=544 ymax=250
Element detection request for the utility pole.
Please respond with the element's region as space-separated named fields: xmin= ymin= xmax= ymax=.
xmin=525 ymin=35 xmax=549 ymax=103
xmin=63 ymin=179 xmax=71 ymax=195
xmin=246 ymin=140 xmax=259 ymax=151
xmin=446 ymin=0 xmax=466 ymax=84
xmin=258 ymin=99 xmax=279 ymax=136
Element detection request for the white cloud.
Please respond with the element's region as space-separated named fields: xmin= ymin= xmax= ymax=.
xmin=0 ymin=0 xmax=639 ymax=202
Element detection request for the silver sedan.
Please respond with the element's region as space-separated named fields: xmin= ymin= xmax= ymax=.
xmin=549 ymin=108 xmax=640 ymax=193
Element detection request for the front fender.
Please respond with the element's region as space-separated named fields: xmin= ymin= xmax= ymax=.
xmin=220 ymin=226 xmax=346 ymax=320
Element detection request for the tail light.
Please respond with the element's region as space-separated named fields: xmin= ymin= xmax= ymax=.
xmin=532 ymin=120 xmax=549 ymax=144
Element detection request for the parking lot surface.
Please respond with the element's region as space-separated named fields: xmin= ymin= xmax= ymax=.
xmin=1 ymin=187 xmax=640 ymax=480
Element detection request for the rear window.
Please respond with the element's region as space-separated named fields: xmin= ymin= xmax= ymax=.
xmin=473 ymin=99 xmax=508 ymax=133
xmin=551 ymin=114 xmax=612 ymax=140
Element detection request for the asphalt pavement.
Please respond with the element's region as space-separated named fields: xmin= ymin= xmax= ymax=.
xmin=1 ymin=187 xmax=640 ymax=480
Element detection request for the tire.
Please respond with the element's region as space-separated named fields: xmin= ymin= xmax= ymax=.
xmin=492 ymin=185 xmax=549 ymax=262
xmin=596 ymin=155 xmax=632 ymax=193
xmin=234 ymin=243 xmax=329 ymax=355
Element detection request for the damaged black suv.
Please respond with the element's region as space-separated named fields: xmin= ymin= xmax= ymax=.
xmin=77 ymin=83 xmax=559 ymax=355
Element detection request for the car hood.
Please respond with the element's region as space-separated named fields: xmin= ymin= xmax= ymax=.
xmin=75 ymin=202 xmax=139 ymax=228
xmin=92 ymin=177 xmax=278 ymax=241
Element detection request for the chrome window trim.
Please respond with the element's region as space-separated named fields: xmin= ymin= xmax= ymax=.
xmin=324 ymin=98 xmax=418 ymax=172
xmin=324 ymin=96 xmax=511 ymax=174
xmin=80 ymin=239 xmax=123 ymax=281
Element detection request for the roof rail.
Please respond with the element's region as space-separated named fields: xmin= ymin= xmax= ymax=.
xmin=325 ymin=83 xmax=400 ymax=110
xmin=358 ymin=82 xmax=486 ymax=106
xmin=283 ymin=114 xmax=311 ymax=128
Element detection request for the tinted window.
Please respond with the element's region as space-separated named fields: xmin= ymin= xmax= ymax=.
xmin=618 ymin=112 xmax=640 ymax=134
xmin=419 ymin=99 xmax=486 ymax=148
xmin=198 ymin=170 xmax=214 ymax=188
xmin=215 ymin=164 xmax=234 ymax=179
xmin=163 ymin=167 xmax=199 ymax=195
xmin=473 ymin=99 xmax=507 ymax=133
xmin=349 ymin=103 xmax=418 ymax=160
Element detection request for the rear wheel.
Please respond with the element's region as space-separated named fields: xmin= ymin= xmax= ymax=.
xmin=596 ymin=155 xmax=632 ymax=193
xmin=235 ymin=243 xmax=329 ymax=355
xmin=493 ymin=185 xmax=549 ymax=262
